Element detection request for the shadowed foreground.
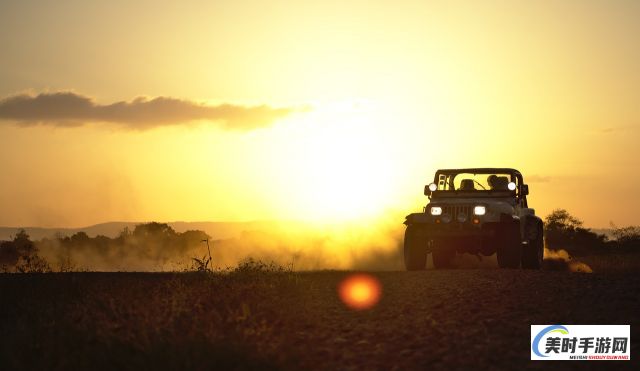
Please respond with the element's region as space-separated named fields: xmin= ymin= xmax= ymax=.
xmin=1 ymin=269 xmax=638 ymax=370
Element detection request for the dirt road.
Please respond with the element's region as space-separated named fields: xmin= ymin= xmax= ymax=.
xmin=1 ymin=269 xmax=638 ymax=370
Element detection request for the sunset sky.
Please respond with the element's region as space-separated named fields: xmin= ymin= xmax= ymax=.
xmin=1 ymin=0 xmax=639 ymax=228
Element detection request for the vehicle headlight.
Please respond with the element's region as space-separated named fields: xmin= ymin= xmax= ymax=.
xmin=508 ymin=182 xmax=516 ymax=191
xmin=473 ymin=206 xmax=486 ymax=215
xmin=428 ymin=183 xmax=437 ymax=192
xmin=430 ymin=206 xmax=442 ymax=216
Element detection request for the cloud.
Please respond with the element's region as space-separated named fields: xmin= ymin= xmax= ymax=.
xmin=0 ymin=92 xmax=297 ymax=130
xmin=592 ymin=124 xmax=638 ymax=135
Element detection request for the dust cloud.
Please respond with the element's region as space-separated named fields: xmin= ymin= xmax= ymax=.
xmin=30 ymin=218 xmax=592 ymax=273
xmin=31 ymin=216 xmax=406 ymax=272
xmin=543 ymin=247 xmax=593 ymax=273
xmin=205 ymin=217 xmax=406 ymax=271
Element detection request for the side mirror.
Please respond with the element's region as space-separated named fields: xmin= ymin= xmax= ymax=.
xmin=521 ymin=184 xmax=529 ymax=196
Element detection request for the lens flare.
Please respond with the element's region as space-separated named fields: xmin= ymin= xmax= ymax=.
xmin=338 ymin=274 xmax=382 ymax=310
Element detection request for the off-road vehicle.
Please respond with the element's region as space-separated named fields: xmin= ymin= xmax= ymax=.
xmin=403 ymin=168 xmax=543 ymax=270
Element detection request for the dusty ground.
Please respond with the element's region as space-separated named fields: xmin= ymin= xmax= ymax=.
xmin=1 ymin=268 xmax=638 ymax=370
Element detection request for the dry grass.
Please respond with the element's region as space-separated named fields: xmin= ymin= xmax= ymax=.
xmin=2 ymin=256 xmax=639 ymax=370
xmin=579 ymin=252 xmax=640 ymax=273
xmin=0 ymin=261 xmax=306 ymax=370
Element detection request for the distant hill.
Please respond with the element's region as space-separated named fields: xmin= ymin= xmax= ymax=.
xmin=0 ymin=221 xmax=279 ymax=241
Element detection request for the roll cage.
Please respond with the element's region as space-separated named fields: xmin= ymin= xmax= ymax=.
xmin=426 ymin=168 xmax=529 ymax=207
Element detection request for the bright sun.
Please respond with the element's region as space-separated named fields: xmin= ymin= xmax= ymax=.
xmin=272 ymin=100 xmax=400 ymax=221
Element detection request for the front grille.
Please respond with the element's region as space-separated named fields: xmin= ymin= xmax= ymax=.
xmin=442 ymin=205 xmax=471 ymax=221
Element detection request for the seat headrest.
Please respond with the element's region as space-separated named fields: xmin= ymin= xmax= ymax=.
xmin=493 ymin=176 xmax=510 ymax=190
xmin=460 ymin=179 xmax=475 ymax=190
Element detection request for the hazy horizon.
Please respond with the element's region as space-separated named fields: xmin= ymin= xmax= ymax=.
xmin=0 ymin=215 xmax=620 ymax=231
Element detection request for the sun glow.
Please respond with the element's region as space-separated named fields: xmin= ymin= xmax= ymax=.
xmin=265 ymin=100 xmax=402 ymax=221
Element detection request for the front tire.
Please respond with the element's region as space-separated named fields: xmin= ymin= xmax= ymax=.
xmin=497 ymin=222 xmax=521 ymax=268
xmin=522 ymin=223 xmax=543 ymax=269
xmin=404 ymin=225 xmax=427 ymax=271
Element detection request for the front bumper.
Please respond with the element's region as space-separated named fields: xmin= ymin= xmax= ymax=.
xmin=424 ymin=223 xmax=495 ymax=237
xmin=405 ymin=212 xmax=497 ymax=238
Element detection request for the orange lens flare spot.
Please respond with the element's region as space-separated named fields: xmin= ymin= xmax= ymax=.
xmin=338 ymin=274 xmax=382 ymax=310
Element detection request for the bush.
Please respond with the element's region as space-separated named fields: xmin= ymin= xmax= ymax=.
xmin=39 ymin=223 xmax=212 ymax=271
xmin=0 ymin=230 xmax=50 ymax=273
xmin=609 ymin=223 xmax=640 ymax=252
xmin=544 ymin=209 xmax=606 ymax=256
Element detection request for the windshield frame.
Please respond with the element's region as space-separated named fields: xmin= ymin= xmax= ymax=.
xmin=430 ymin=168 xmax=524 ymax=199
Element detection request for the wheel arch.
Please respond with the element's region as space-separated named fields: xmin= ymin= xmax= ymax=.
xmin=404 ymin=213 xmax=430 ymax=226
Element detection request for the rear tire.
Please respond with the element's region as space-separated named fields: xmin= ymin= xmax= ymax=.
xmin=497 ymin=222 xmax=521 ymax=268
xmin=404 ymin=225 xmax=427 ymax=271
xmin=522 ymin=223 xmax=543 ymax=269
xmin=432 ymin=238 xmax=456 ymax=269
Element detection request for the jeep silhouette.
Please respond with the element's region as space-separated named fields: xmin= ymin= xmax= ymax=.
xmin=403 ymin=168 xmax=543 ymax=270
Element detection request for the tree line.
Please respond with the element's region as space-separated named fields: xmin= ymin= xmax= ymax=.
xmin=545 ymin=209 xmax=640 ymax=256
xmin=0 ymin=222 xmax=210 ymax=272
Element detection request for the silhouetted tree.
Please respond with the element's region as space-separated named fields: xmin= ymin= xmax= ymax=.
xmin=545 ymin=209 xmax=606 ymax=255
xmin=70 ymin=231 xmax=90 ymax=245
xmin=0 ymin=230 xmax=50 ymax=272
xmin=133 ymin=222 xmax=176 ymax=238
xmin=0 ymin=239 xmax=20 ymax=268
xmin=610 ymin=223 xmax=640 ymax=252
